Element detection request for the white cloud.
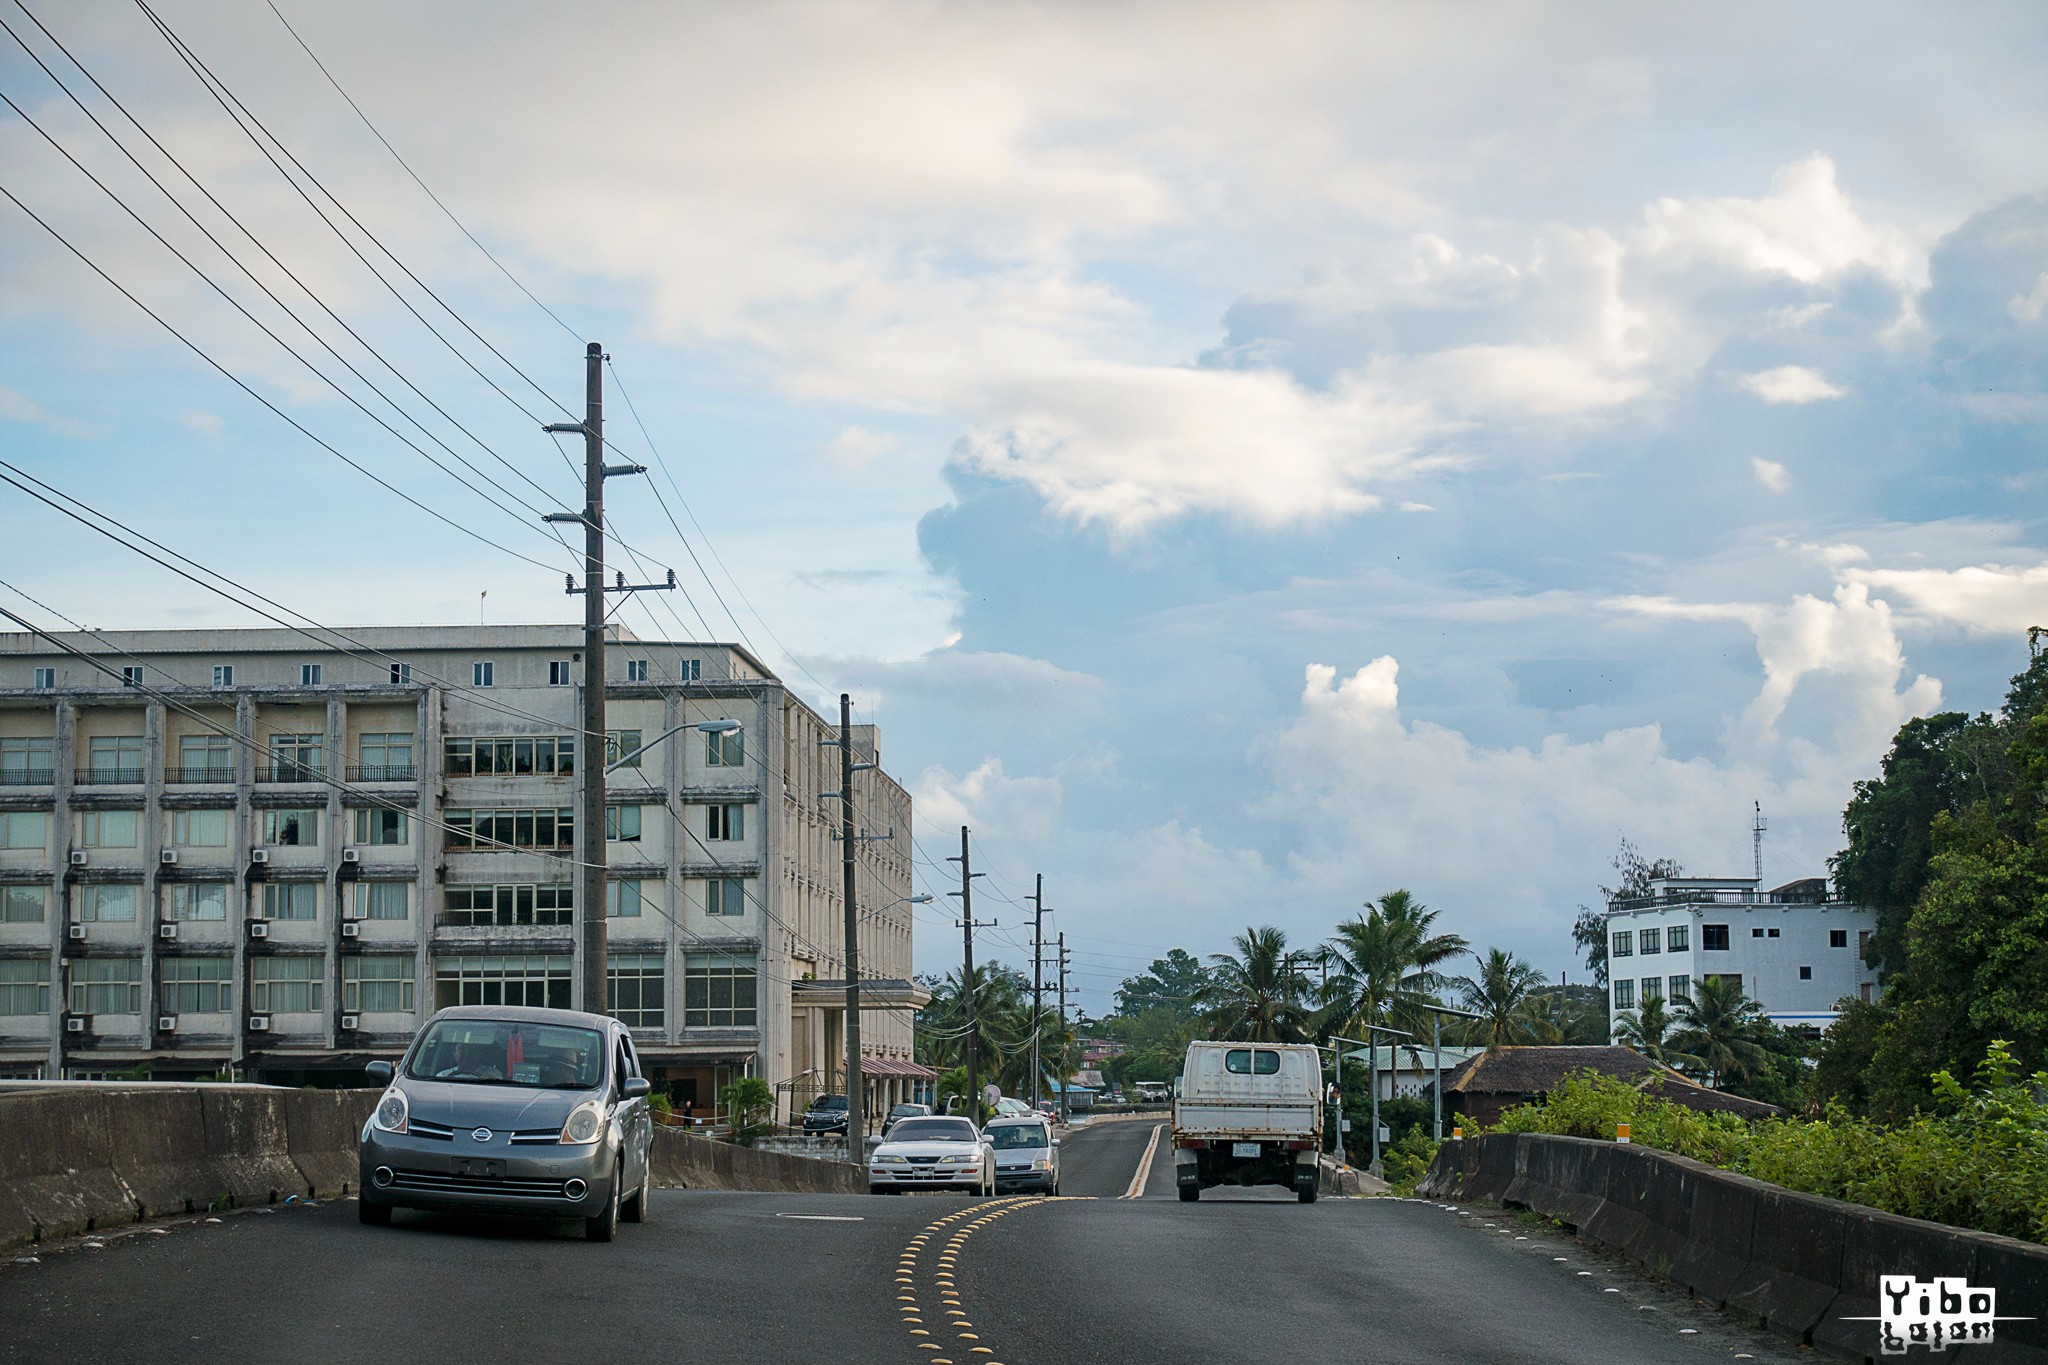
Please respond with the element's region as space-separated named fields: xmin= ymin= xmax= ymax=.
xmin=2008 ymin=272 xmax=2048 ymax=323
xmin=835 ymin=649 xmax=1108 ymax=717
xmin=1740 ymin=365 xmax=1846 ymax=404
xmin=1846 ymin=562 xmax=2048 ymax=635
xmin=0 ymin=386 xmax=107 ymax=440
xmin=179 ymin=410 xmax=225 ymax=438
xmin=1751 ymin=457 xmax=1790 ymax=491
xmin=911 ymin=758 xmax=1065 ymax=853
xmin=825 ymin=425 xmax=897 ymax=469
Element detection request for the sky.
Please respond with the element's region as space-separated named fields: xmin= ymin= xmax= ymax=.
xmin=2 ymin=1 xmax=2044 ymax=1012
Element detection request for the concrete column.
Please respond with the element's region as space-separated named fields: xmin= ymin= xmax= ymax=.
xmin=324 ymin=694 xmax=344 ymax=1052
xmin=664 ymin=686 xmax=680 ymax=1049
xmin=46 ymin=699 xmax=75 ymax=1078
xmin=415 ymin=686 xmax=441 ymax=1024
xmin=141 ymin=700 xmax=165 ymax=1056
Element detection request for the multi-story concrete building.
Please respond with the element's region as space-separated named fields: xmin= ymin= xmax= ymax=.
xmin=1604 ymin=875 xmax=1879 ymax=1038
xmin=0 ymin=625 xmax=926 ymax=1119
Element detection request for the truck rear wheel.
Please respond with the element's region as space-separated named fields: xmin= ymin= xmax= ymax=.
xmin=1178 ymin=1186 xmax=1199 ymax=1202
xmin=1297 ymin=1185 xmax=1318 ymax=1204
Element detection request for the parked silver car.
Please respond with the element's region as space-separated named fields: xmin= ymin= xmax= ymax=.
xmin=358 ymin=1005 xmax=655 ymax=1241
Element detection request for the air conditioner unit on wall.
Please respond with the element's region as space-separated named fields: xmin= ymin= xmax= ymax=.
xmin=66 ymin=923 xmax=85 ymax=941
xmin=160 ymin=849 xmax=179 ymax=866
xmin=158 ymin=1016 xmax=178 ymax=1033
xmin=341 ymin=848 xmax=360 ymax=864
xmin=69 ymin=850 xmax=88 ymax=867
xmin=247 ymin=1016 xmax=271 ymax=1033
xmin=64 ymin=1016 xmax=87 ymax=1034
xmin=247 ymin=920 xmax=270 ymax=939
xmin=340 ymin=1014 xmax=360 ymax=1031
xmin=341 ymin=922 xmax=360 ymax=939
xmin=158 ymin=922 xmax=178 ymax=941
xmin=249 ymin=849 xmax=270 ymax=865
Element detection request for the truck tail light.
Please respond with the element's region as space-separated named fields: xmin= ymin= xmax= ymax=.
xmin=1177 ymin=1138 xmax=1208 ymax=1150
xmin=1285 ymin=1140 xmax=1314 ymax=1151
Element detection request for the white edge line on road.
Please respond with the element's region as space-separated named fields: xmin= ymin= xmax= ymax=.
xmin=773 ymin=1214 xmax=865 ymax=1221
xmin=1121 ymin=1123 xmax=1165 ymax=1200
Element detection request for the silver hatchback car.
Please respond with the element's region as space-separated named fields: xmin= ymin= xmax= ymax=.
xmin=358 ymin=1005 xmax=655 ymax=1241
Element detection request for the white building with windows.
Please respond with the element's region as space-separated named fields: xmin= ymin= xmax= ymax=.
xmin=1604 ymin=876 xmax=1880 ymax=1038
xmin=0 ymin=625 xmax=924 ymax=1117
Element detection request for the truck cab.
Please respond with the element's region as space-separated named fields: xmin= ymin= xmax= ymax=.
xmin=1171 ymin=1042 xmax=1323 ymax=1203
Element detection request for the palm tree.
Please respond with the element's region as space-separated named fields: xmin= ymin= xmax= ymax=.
xmin=1612 ymin=996 xmax=1704 ymax=1070
xmin=915 ymin=964 xmax=1057 ymax=1095
xmin=1320 ymin=890 xmax=1469 ymax=1046
xmin=1671 ymin=976 xmax=1771 ymax=1086
xmin=1199 ymin=926 xmax=1313 ymax=1042
xmin=1453 ymin=948 xmax=1558 ymax=1048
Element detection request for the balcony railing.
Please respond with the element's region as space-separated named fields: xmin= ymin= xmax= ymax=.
xmin=261 ymin=760 xmax=325 ymax=783
xmin=0 ymin=768 xmax=54 ymax=786
xmin=346 ymin=764 xmax=417 ymax=783
xmin=437 ymin=909 xmax=576 ymax=929
xmin=75 ymin=767 xmax=144 ymax=785
xmin=168 ymin=764 xmax=235 ymax=784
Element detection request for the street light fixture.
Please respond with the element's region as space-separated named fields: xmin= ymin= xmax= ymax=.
xmin=604 ymin=718 xmax=741 ymax=773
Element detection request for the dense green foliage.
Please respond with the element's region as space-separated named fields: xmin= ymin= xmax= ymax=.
xmin=915 ymin=963 xmax=1073 ymax=1097
xmin=720 ymin=1076 xmax=774 ymax=1145
xmin=1490 ymin=1044 xmax=2048 ymax=1244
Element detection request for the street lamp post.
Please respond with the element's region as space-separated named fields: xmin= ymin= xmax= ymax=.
xmin=1329 ymin=1027 xmax=1412 ymax=1174
xmin=604 ymin=717 xmax=741 ymax=774
xmin=1412 ymin=1003 xmax=1483 ymax=1142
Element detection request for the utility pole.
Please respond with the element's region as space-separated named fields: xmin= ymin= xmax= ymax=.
xmin=1029 ymin=873 xmax=1045 ymax=1109
xmin=541 ymin=342 xmax=663 ymax=1016
xmin=945 ymin=827 xmax=988 ymax=1121
xmin=1056 ymin=933 xmax=1072 ymax=1125
xmin=837 ymin=693 xmax=864 ymax=1163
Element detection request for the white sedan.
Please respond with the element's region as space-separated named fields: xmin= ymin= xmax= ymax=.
xmin=867 ymin=1116 xmax=996 ymax=1195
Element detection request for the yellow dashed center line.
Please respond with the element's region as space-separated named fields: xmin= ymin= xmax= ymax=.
xmin=891 ymin=1195 xmax=1056 ymax=1365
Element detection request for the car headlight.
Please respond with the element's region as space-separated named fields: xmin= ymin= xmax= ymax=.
xmin=1033 ymin=1158 xmax=1051 ymax=1171
xmin=878 ymin=1155 xmax=909 ymax=1164
xmin=938 ymin=1153 xmax=972 ymax=1164
xmin=559 ymin=1100 xmax=607 ymax=1145
xmin=371 ymin=1088 xmax=408 ymax=1134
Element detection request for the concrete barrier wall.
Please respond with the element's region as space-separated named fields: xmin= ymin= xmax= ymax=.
xmin=649 ymin=1126 xmax=865 ymax=1194
xmin=1418 ymin=1134 xmax=2048 ymax=1362
xmin=0 ymin=1086 xmax=378 ymax=1250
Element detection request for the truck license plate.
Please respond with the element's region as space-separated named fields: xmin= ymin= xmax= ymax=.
xmin=1231 ymin=1142 xmax=1261 ymax=1158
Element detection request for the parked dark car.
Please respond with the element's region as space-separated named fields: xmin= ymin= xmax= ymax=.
xmin=802 ymin=1094 xmax=850 ymax=1135
xmin=880 ymin=1102 xmax=931 ymax=1137
xmin=358 ymin=1005 xmax=654 ymax=1241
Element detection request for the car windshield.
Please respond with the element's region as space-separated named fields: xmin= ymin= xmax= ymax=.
xmin=988 ymin=1124 xmax=1049 ymax=1150
xmin=405 ymin=1019 xmax=604 ymax=1089
xmin=889 ymin=1105 xmax=927 ymax=1117
xmin=888 ymin=1118 xmax=977 ymax=1143
xmin=810 ymin=1096 xmax=848 ymax=1112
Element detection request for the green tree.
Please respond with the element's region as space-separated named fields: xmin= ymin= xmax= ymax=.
xmin=1199 ymin=926 xmax=1312 ymax=1042
xmin=1612 ymin=996 xmax=1703 ymax=1070
xmin=1671 ymin=976 xmax=1770 ymax=1087
xmin=1113 ymin=949 xmax=1210 ymax=1019
xmin=1527 ymin=983 xmax=1611 ymax=1044
xmin=720 ymin=1076 xmax=774 ymax=1145
xmin=1570 ymin=907 xmax=1609 ymax=987
xmin=1321 ymin=889 xmax=1468 ymax=1044
xmin=1453 ymin=949 xmax=1557 ymax=1047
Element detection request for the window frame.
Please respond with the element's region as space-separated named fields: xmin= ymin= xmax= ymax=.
xmin=259 ymin=881 xmax=319 ymax=921
xmin=682 ymin=952 xmax=758 ymax=1028
xmin=159 ymin=956 xmax=233 ymax=1014
xmin=250 ymin=955 xmax=323 ymax=1013
xmin=607 ymin=951 xmax=664 ymax=1029
xmin=343 ymin=956 xmax=415 ymax=1013
xmin=166 ymin=882 xmax=229 ymax=922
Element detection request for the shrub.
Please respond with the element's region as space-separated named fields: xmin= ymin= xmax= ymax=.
xmin=1380 ymin=1128 xmax=1438 ymax=1196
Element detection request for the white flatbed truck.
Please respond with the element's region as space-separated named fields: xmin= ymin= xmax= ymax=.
xmin=1170 ymin=1041 xmax=1323 ymax=1203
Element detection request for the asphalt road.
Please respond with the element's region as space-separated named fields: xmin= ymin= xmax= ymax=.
xmin=0 ymin=1119 xmax=1815 ymax=1365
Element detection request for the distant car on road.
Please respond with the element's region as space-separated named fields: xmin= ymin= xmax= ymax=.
xmin=358 ymin=1005 xmax=654 ymax=1241
xmin=880 ymin=1102 xmax=931 ymax=1137
xmin=802 ymin=1094 xmax=850 ymax=1135
xmin=987 ymin=1116 xmax=1060 ymax=1195
xmin=866 ymin=1116 xmax=996 ymax=1195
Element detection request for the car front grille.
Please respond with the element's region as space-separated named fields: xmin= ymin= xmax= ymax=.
xmin=407 ymin=1119 xmax=456 ymax=1141
xmin=388 ymin=1169 xmax=570 ymax=1198
xmin=507 ymin=1128 xmax=559 ymax=1145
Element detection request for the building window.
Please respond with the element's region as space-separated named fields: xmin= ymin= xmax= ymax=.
xmin=0 ymin=959 xmax=50 ymax=1014
xmin=1704 ymin=973 xmax=1743 ymax=993
xmin=609 ymin=953 xmax=664 ymax=1028
xmin=1 ymin=736 xmax=54 ymax=783
xmin=1613 ymin=978 xmax=1635 ymax=1010
xmin=77 ymin=809 xmax=140 ymax=849
xmin=2 ymin=885 xmax=48 ymax=923
xmin=1666 ymin=923 xmax=1689 ymax=952
xmin=1768 ymin=926 xmax=1780 ymax=938
xmin=626 ymin=660 xmax=648 ymax=682
xmin=705 ymin=877 xmax=745 ymax=916
xmin=389 ymin=662 xmax=412 ymax=684
xmin=260 ymin=809 xmax=320 ymax=847
xmin=1829 ymin=929 xmax=1848 ymax=948
xmin=259 ymin=882 xmax=319 ymax=921
xmin=442 ymin=883 xmax=573 ymax=927
xmin=1702 ymin=924 xmax=1729 ymax=951
xmin=169 ymin=809 xmax=231 ymax=847
xmin=443 ymin=735 xmax=574 ymax=776
xmin=678 ymin=658 xmax=701 ymax=682
xmin=177 ymin=733 xmax=234 ymax=782
xmin=352 ymin=808 xmax=409 ymax=846
xmin=32 ymin=667 xmax=54 ymax=690
xmin=1752 ymin=927 xmax=1764 ymax=938
xmin=120 ymin=666 xmax=143 ymax=687
xmin=444 ymin=808 xmax=574 ymax=851
xmin=433 ymin=954 xmax=571 ymax=1011
xmin=605 ymin=804 xmax=643 ymax=842
xmin=707 ymin=803 xmax=744 ymax=841
xmin=473 ymin=662 xmax=494 ymax=688
xmin=683 ymin=952 xmax=757 ymax=1027
xmin=1799 ymin=965 xmax=1813 ymax=980
xmin=344 ymin=957 xmax=414 ymax=1013
xmin=356 ymin=732 xmax=415 ymax=781
xmin=353 ymin=882 xmax=410 ymax=921
xmin=87 ymin=735 xmax=144 ymax=782
xmin=548 ymin=660 xmax=572 ymax=686
xmin=1638 ymin=928 xmax=1660 ymax=956
xmin=300 ymin=664 xmax=324 ymax=686
xmin=166 ymin=883 xmax=228 ymax=921
xmin=267 ymin=733 xmax=324 ymax=782
xmin=68 ymin=958 xmax=143 ymax=1014
xmin=1860 ymin=982 xmax=1872 ymax=1003
xmin=605 ymin=730 xmax=642 ymax=769
xmin=0 ymin=810 xmax=47 ymax=850
xmin=160 ymin=957 xmax=232 ymax=1014
xmin=1610 ymin=931 xmax=1633 ymax=958
xmin=707 ymin=727 xmax=743 ymax=767
xmin=211 ymin=664 xmax=233 ymax=687
xmin=1641 ymin=976 xmax=1663 ymax=1004
xmin=1667 ymin=974 xmax=1690 ymax=1002
xmin=251 ymin=957 xmax=322 ymax=1013
xmin=605 ymin=880 xmax=644 ymax=918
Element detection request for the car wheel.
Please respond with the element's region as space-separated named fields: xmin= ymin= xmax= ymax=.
xmin=621 ymin=1158 xmax=650 ymax=1224
xmin=585 ymin=1174 xmax=621 ymax=1242
xmin=359 ymin=1200 xmax=392 ymax=1226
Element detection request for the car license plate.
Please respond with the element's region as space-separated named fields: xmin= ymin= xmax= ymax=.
xmin=1231 ymin=1142 xmax=1261 ymax=1158
xmin=454 ymin=1159 xmax=504 ymax=1178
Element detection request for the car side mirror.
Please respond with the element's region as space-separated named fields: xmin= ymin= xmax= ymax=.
xmin=366 ymin=1060 xmax=393 ymax=1086
xmin=1052 ymin=1138 xmax=1062 ymax=1148
xmin=622 ymin=1077 xmax=652 ymax=1101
